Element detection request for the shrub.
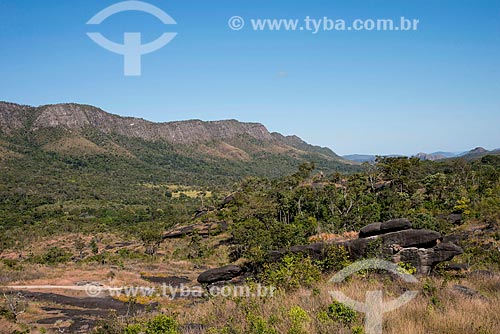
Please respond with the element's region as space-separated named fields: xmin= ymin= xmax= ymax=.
xmin=2 ymin=258 xmax=23 ymax=270
xmin=351 ymin=325 xmax=364 ymax=334
xmin=259 ymin=254 xmax=321 ymax=291
xmin=288 ymin=306 xmax=309 ymax=334
xmin=145 ymin=314 xmax=178 ymax=334
xmin=124 ymin=324 xmax=143 ymax=334
xmin=397 ymin=262 xmax=417 ymax=275
xmin=315 ymin=245 xmax=351 ymax=272
xmin=247 ymin=314 xmax=278 ymax=334
xmin=34 ymin=247 xmax=72 ymax=265
xmin=364 ymin=238 xmax=384 ymax=259
xmin=327 ymin=301 xmax=358 ymax=324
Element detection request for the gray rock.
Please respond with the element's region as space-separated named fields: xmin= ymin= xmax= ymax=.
xmin=380 ymin=218 xmax=412 ymax=234
xmin=447 ymin=214 xmax=463 ymax=224
xmin=25 ymin=103 xmax=274 ymax=144
xmin=359 ymin=222 xmax=382 ymax=238
xmin=380 ymin=229 xmax=441 ymax=248
xmin=359 ymin=219 xmax=411 ymax=238
xmin=197 ymin=265 xmax=243 ymax=284
xmin=393 ymin=242 xmax=463 ymax=275
xmin=452 ymin=285 xmax=488 ymax=301
xmin=267 ymin=219 xmax=461 ymax=276
xmin=268 ymin=243 xmax=328 ymax=262
xmin=341 ymin=238 xmax=371 ymax=259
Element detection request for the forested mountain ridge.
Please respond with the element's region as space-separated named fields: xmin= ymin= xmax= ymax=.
xmin=0 ymin=101 xmax=351 ymax=164
xmin=0 ymin=101 xmax=358 ymax=234
xmin=0 ymin=102 xmax=353 ymax=176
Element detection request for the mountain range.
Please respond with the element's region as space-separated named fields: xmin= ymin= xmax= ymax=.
xmin=343 ymin=147 xmax=499 ymax=163
xmin=0 ymin=101 xmax=356 ymax=186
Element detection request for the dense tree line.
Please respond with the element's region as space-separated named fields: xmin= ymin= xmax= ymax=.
xmin=222 ymin=156 xmax=500 ymax=262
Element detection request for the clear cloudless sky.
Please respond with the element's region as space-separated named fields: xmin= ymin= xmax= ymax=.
xmin=1 ymin=0 xmax=499 ymax=155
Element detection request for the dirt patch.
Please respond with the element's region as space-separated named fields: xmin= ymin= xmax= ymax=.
xmin=21 ymin=291 xmax=150 ymax=313
xmin=19 ymin=291 xmax=155 ymax=333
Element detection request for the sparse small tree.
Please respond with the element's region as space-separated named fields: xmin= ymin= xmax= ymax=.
xmin=2 ymin=292 xmax=27 ymax=322
xmin=90 ymin=238 xmax=99 ymax=255
xmin=74 ymin=237 xmax=86 ymax=259
xmin=139 ymin=225 xmax=163 ymax=256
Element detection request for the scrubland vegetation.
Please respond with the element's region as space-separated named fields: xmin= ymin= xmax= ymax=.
xmin=1 ymin=153 xmax=500 ymax=333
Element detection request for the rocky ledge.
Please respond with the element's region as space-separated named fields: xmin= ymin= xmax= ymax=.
xmin=197 ymin=218 xmax=463 ymax=284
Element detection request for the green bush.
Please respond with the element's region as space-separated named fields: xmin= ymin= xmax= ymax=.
xmin=327 ymin=301 xmax=358 ymax=324
xmin=145 ymin=314 xmax=178 ymax=334
xmin=34 ymin=247 xmax=72 ymax=265
xmin=364 ymin=238 xmax=384 ymax=259
xmin=259 ymin=254 xmax=321 ymax=291
xmin=351 ymin=325 xmax=364 ymax=334
xmin=315 ymin=245 xmax=351 ymax=272
xmin=0 ymin=305 xmax=16 ymax=321
xmin=2 ymin=258 xmax=23 ymax=270
xmin=288 ymin=306 xmax=309 ymax=334
xmin=124 ymin=324 xmax=143 ymax=334
xmin=247 ymin=314 xmax=278 ymax=334
xmin=397 ymin=262 xmax=417 ymax=275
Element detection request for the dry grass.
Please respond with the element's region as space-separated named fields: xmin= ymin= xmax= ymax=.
xmin=309 ymin=231 xmax=359 ymax=243
xmin=180 ymin=274 xmax=500 ymax=334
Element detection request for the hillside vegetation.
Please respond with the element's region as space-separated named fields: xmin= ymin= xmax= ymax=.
xmin=0 ymin=102 xmax=499 ymax=334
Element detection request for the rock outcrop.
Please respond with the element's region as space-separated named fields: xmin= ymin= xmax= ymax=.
xmin=452 ymin=285 xmax=489 ymax=301
xmin=359 ymin=218 xmax=412 ymax=237
xmin=198 ymin=218 xmax=463 ymax=285
xmin=392 ymin=242 xmax=463 ymax=275
xmin=0 ymin=102 xmax=350 ymax=166
xmin=269 ymin=218 xmax=463 ymax=276
xmin=197 ymin=265 xmax=243 ymax=284
xmin=345 ymin=219 xmax=463 ymax=275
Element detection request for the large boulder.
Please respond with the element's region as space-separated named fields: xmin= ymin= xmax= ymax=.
xmin=343 ymin=229 xmax=442 ymax=260
xmin=381 ymin=218 xmax=412 ymax=233
xmin=359 ymin=222 xmax=382 ymax=238
xmin=197 ymin=265 xmax=243 ymax=284
xmin=359 ymin=219 xmax=412 ymax=238
xmin=341 ymin=238 xmax=371 ymax=259
xmin=268 ymin=243 xmax=328 ymax=262
xmin=393 ymin=242 xmax=463 ymax=274
xmin=452 ymin=285 xmax=488 ymax=301
xmin=380 ymin=229 xmax=441 ymax=248
xmin=266 ymin=218 xmax=461 ymax=276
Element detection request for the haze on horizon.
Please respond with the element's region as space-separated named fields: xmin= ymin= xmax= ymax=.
xmin=1 ymin=0 xmax=499 ymax=156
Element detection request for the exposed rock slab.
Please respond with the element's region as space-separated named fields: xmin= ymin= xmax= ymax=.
xmin=379 ymin=229 xmax=441 ymax=248
xmin=197 ymin=265 xmax=243 ymax=284
xmin=452 ymin=285 xmax=488 ymax=301
xmin=359 ymin=218 xmax=411 ymax=238
xmin=268 ymin=243 xmax=328 ymax=262
xmin=392 ymin=243 xmax=463 ymax=275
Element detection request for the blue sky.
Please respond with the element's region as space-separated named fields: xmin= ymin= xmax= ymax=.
xmin=1 ymin=0 xmax=499 ymax=155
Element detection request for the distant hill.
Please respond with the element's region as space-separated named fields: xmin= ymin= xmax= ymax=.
xmin=342 ymin=154 xmax=403 ymax=163
xmin=342 ymin=154 xmax=377 ymax=163
xmin=344 ymin=148 xmax=499 ymax=163
xmin=0 ymin=101 xmax=357 ymax=187
xmin=457 ymin=147 xmax=500 ymax=160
